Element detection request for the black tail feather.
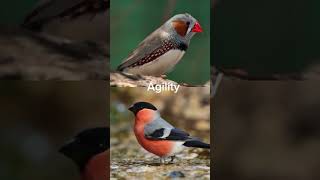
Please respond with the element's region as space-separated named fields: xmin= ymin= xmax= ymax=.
xmin=183 ymin=140 xmax=210 ymax=149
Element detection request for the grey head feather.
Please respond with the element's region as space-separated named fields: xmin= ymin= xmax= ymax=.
xmin=162 ymin=13 xmax=199 ymax=44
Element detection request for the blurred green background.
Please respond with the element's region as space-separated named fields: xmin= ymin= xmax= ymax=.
xmin=0 ymin=0 xmax=37 ymax=25
xmin=110 ymin=0 xmax=210 ymax=84
xmin=213 ymin=0 xmax=320 ymax=77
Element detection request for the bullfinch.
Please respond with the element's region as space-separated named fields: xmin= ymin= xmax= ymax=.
xmin=59 ymin=127 xmax=109 ymax=180
xmin=128 ymin=102 xmax=210 ymax=163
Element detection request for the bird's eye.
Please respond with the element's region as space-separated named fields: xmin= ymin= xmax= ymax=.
xmin=186 ymin=21 xmax=190 ymax=26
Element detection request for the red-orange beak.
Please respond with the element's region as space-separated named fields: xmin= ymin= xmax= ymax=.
xmin=192 ymin=22 xmax=203 ymax=32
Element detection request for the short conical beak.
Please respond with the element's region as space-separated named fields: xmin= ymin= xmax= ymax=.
xmin=128 ymin=105 xmax=134 ymax=112
xmin=59 ymin=138 xmax=76 ymax=157
xmin=192 ymin=22 xmax=203 ymax=32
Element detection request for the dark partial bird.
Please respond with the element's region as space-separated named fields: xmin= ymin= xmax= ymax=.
xmin=117 ymin=13 xmax=202 ymax=76
xmin=129 ymin=102 xmax=210 ymax=163
xmin=59 ymin=127 xmax=109 ymax=180
xmin=22 ymin=0 xmax=109 ymax=31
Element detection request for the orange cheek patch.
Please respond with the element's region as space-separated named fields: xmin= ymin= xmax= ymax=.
xmin=172 ymin=20 xmax=188 ymax=37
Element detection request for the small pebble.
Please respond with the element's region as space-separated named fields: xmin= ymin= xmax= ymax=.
xmin=168 ymin=171 xmax=185 ymax=178
xmin=111 ymin=165 xmax=119 ymax=169
xmin=126 ymin=166 xmax=155 ymax=173
xmin=177 ymin=153 xmax=198 ymax=160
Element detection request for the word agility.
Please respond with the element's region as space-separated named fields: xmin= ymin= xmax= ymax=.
xmin=147 ymin=82 xmax=180 ymax=93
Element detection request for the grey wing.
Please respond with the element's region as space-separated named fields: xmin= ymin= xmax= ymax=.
xmin=117 ymin=28 xmax=166 ymax=71
xmin=144 ymin=116 xmax=174 ymax=138
xmin=144 ymin=117 xmax=190 ymax=141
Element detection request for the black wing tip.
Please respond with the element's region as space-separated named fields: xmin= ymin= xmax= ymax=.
xmin=183 ymin=140 xmax=210 ymax=149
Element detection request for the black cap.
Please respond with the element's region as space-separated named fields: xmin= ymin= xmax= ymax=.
xmin=59 ymin=127 xmax=109 ymax=172
xmin=128 ymin=102 xmax=157 ymax=115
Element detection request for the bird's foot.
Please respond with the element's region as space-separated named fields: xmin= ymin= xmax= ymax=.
xmin=158 ymin=156 xmax=176 ymax=165
xmin=169 ymin=155 xmax=176 ymax=163
xmin=159 ymin=157 xmax=165 ymax=165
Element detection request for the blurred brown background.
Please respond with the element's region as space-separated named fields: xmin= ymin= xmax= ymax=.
xmin=214 ymin=80 xmax=320 ymax=180
xmin=0 ymin=81 xmax=108 ymax=180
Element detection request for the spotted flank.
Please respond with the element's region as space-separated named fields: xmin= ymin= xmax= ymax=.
xmin=128 ymin=40 xmax=187 ymax=69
